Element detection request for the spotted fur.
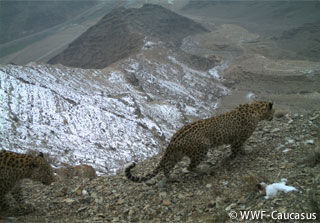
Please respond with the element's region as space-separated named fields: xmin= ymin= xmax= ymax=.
xmin=0 ymin=150 xmax=55 ymax=211
xmin=125 ymin=101 xmax=274 ymax=183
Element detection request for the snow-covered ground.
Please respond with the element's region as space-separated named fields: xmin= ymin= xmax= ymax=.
xmin=0 ymin=42 xmax=230 ymax=175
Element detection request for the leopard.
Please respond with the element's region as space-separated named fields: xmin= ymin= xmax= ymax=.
xmin=0 ymin=150 xmax=55 ymax=213
xmin=125 ymin=101 xmax=274 ymax=183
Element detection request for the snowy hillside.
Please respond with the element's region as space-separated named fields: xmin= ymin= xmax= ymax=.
xmin=0 ymin=40 xmax=230 ymax=174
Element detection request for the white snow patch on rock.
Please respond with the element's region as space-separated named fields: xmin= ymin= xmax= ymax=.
xmin=260 ymin=178 xmax=298 ymax=200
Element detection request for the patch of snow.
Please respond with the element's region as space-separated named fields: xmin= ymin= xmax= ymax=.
xmin=208 ymin=63 xmax=228 ymax=82
xmin=184 ymin=105 xmax=198 ymax=117
xmin=260 ymin=178 xmax=298 ymax=200
xmin=216 ymin=84 xmax=232 ymax=96
xmin=124 ymin=60 xmax=140 ymax=73
xmin=285 ymin=138 xmax=295 ymax=144
xmin=282 ymin=148 xmax=291 ymax=153
xmin=142 ymin=37 xmax=161 ymax=50
xmin=168 ymin=56 xmax=207 ymax=78
xmin=212 ymin=102 xmax=220 ymax=110
xmin=208 ymin=67 xmax=221 ymax=80
xmin=270 ymin=128 xmax=280 ymax=133
xmin=246 ymin=92 xmax=256 ymax=102
xmin=304 ymin=139 xmax=314 ymax=145
xmin=302 ymin=69 xmax=314 ymax=78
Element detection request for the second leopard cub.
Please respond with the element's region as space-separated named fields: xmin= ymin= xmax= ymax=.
xmin=0 ymin=150 xmax=55 ymax=213
xmin=125 ymin=101 xmax=274 ymax=183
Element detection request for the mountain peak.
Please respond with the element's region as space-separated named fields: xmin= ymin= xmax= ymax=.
xmin=48 ymin=4 xmax=208 ymax=69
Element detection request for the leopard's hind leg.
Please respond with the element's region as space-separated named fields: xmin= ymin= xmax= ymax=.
xmin=186 ymin=145 xmax=210 ymax=174
xmin=230 ymin=141 xmax=245 ymax=158
xmin=157 ymin=149 xmax=184 ymax=185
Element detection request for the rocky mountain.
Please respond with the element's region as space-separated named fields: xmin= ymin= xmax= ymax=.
xmin=1 ymin=2 xmax=320 ymax=221
xmin=182 ymin=0 xmax=320 ymax=61
xmin=0 ymin=36 xmax=228 ymax=175
xmin=48 ymin=4 xmax=209 ymax=69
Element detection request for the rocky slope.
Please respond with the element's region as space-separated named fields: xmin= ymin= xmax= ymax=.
xmin=181 ymin=0 xmax=320 ymax=62
xmin=0 ymin=36 xmax=227 ymax=175
xmin=176 ymin=3 xmax=320 ymax=115
xmin=1 ymin=2 xmax=320 ymax=222
xmin=48 ymin=4 xmax=209 ymax=69
xmin=272 ymin=22 xmax=320 ymax=61
xmin=2 ymin=110 xmax=319 ymax=222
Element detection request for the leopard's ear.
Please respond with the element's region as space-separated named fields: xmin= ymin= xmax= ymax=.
xmin=38 ymin=152 xmax=44 ymax=158
xmin=268 ymin=102 xmax=273 ymax=110
xmin=30 ymin=152 xmax=44 ymax=168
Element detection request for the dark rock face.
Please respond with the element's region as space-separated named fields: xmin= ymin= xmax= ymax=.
xmin=48 ymin=4 xmax=208 ymax=69
xmin=48 ymin=8 xmax=143 ymax=69
xmin=124 ymin=4 xmax=209 ymax=46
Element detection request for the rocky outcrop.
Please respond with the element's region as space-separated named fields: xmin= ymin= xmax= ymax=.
xmin=57 ymin=165 xmax=97 ymax=180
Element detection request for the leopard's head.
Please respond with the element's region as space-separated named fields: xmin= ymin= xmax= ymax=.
xmin=250 ymin=101 xmax=274 ymax=121
xmin=30 ymin=153 xmax=55 ymax=185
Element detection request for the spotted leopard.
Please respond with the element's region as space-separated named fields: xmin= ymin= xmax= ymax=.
xmin=0 ymin=150 xmax=55 ymax=212
xmin=125 ymin=101 xmax=274 ymax=182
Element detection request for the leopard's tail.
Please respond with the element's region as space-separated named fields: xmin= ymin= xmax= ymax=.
xmin=125 ymin=162 xmax=161 ymax=183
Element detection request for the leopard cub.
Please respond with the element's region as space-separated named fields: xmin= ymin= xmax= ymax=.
xmin=0 ymin=150 xmax=55 ymax=213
